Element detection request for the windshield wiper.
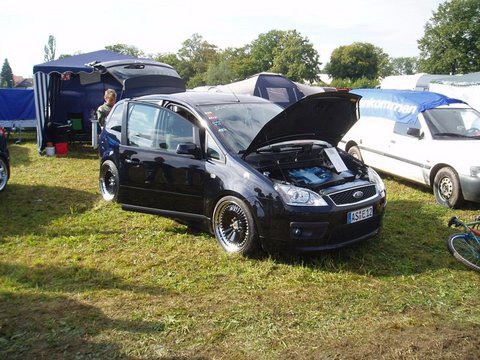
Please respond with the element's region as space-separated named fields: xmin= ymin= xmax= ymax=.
xmin=434 ymin=132 xmax=478 ymax=139
xmin=256 ymin=143 xmax=314 ymax=153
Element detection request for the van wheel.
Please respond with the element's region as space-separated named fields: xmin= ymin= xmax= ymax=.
xmin=212 ymin=196 xmax=259 ymax=256
xmin=348 ymin=146 xmax=363 ymax=162
xmin=100 ymin=160 xmax=119 ymax=202
xmin=433 ymin=167 xmax=463 ymax=208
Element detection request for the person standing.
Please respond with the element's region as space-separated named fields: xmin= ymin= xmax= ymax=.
xmin=97 ymin=89 xmax=117 ymax=127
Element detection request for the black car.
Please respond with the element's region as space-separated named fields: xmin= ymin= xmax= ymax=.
xmin=99 ymin=91 xmax=387 ymax=255
xmin=0 ymin=127 xmax=10 ymax=192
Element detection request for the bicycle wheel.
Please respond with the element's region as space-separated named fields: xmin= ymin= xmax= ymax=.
xmin=446 ymin=233 xmax=480 ymax=272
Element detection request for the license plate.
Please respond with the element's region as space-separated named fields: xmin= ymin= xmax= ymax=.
xmin=347 ymin=206 xmax=373 ymax=224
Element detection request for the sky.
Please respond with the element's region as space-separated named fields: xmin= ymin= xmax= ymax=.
xmin=1 ymin=0 xmax=445 ymax=77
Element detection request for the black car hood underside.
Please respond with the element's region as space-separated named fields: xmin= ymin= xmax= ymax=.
xmin=242 ymin=91 xmax=360 ymax=158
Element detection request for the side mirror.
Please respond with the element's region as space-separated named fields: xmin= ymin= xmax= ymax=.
xmin=176 ymin=142 xmax=201 ymax=158
xmin=407 ymin=127 xmax=422 ymax=138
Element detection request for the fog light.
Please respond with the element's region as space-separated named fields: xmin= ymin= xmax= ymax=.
xmin=293 ymin=228 xmax=302 ymax=236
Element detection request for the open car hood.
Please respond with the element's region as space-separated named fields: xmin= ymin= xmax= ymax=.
xmin=242 ymin=91 xmax=360 ymax=158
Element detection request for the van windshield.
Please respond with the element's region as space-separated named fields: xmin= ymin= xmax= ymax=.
xmin=423 ymin=108 xmax=480 ymax=139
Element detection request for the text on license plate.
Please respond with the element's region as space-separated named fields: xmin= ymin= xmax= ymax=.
xmin=347 ymin=206 xmax=373 ymax=224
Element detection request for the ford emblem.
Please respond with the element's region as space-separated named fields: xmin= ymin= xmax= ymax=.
xmin=353 ymin=191 xmax=364 ymax=199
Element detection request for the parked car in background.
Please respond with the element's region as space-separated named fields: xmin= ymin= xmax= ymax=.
xmin=98 ymin=91 xmax=387 ymax=255
xmin=0 ymin=127 xmax=10 ymax=192
xmin=341 ymin=89 xmax=480 ymax=208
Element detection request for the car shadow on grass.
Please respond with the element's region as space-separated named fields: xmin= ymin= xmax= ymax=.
xmin=0 ymin=261 xmax=169 ymax=359
xmin=0 ymin=262 xmax=166 ymax=296
xmin=0 ymin=183 xmax=98 ymax=239
xmin=265 ymin=199 xmax=460 ymax=277
xmin=0 ymin=292 xmax=163 ymax=359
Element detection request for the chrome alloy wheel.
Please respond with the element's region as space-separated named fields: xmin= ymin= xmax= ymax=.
xmin=213 ymin=201 xmax=250 ymax=252
xmin=0 ymin=158 xmax=8 ymax=191
xmin=100 ymin=169 xmax=117 ymax=201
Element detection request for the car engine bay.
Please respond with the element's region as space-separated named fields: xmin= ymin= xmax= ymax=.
xmin=245 ymin=143 xmax=370 ymax=191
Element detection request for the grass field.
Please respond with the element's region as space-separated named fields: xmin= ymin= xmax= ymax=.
xmin=1 ymin=140 xmax=479 ymax=359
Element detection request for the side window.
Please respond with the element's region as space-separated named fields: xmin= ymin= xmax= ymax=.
xmin=127 ymin=104 xmax=159 ymax=148
xmin=393 ymin=120 xmax=421 ymax=136
xmin=206 ymin=133 xmax=224 ymax=161
xmin=106 ymin=104 xmax=123 ymax=135
xmin=156 ymin=108 xmax=195 ymax=153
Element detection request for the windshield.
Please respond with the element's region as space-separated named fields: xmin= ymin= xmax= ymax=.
xmin=424 ymin=108 xmax=480 ymax=139
xmin=200 ymin=103 xmax=283 ymax=153
xmin=107 ymin=64 xmax=181 ymax=82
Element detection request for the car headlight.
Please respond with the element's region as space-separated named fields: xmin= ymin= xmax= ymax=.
xmin=274 ymin=183 xmax=328 ymax=206
xmin=368 ymin=168 xmax=386 ymax=195
xmin=470 ymin=166 xmax=480 ymax=177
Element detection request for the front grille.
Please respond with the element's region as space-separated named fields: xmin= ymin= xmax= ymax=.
xmin=329 ymin=185 xmax=377 ymax=206
xmin=329 ymin=215 xmax=382 ymax=245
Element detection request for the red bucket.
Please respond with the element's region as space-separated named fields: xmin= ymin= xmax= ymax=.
xmin=55 ymin=142 xmax=68 ymax=156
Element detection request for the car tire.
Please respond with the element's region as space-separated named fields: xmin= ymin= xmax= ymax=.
xmin=433 ymin=167 xmax=463 ymax=208
xmin=100 ymin=160 xmax=119 ymax=202
xmin=348 ymin=145 xmax=363 ymax=162
xmin=0 ymin=156 xmax=9 ymax=192
xmin=212 ymin=196 xmax=259 ymax=256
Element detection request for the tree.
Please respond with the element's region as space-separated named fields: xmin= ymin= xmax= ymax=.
xmin=44 ymin=35 xmax=56 ymax=62
xmin=270 ymin=30 xmax=321 ymax=82
xmin=418 ymin=0 xmax=480 ymax=74
xmin=154 ymin=53 xmax=180 ymax=69
xmin=375 ymin=47 xmax=393 ymax=78
xmin=105 ymin=44 xmax=144 ymax=58
xmin=219 ymin=46 xmax=257 ymax=81
xmin=176 ymin=34 xmax=218 ymax=87
xmin=249 ymin=30 xmax=287 ymax=73
xmin=390 ymin=57 xmax=418 ymax=75
xmin=0 ymin=59 xmax=14 ymax=88
xmin=205 ymin=61 xmax=236 ymax=85
xmin=325 ymin=42 xmax=382 ymax=80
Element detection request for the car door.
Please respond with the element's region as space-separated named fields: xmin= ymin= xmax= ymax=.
xmin=118 ymin=102 xmax=206 ymax=215
xmin=382 ymin=120 xmax=428 ymax=184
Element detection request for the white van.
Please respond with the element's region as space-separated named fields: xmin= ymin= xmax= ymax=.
xmin=340 ymin=89 xmax=480 ymax=208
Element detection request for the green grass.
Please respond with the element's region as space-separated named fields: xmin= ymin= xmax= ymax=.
xmin=1 ymin=141 xmax=479 ymax=359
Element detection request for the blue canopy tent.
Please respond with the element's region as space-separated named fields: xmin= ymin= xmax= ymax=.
xmin=209 ymin=73 xmax=329 ymax=108
xmin=33 ymin=50 xmax=186 ymax=152
xmin=0 ymin=88 xmax=36 ymax=128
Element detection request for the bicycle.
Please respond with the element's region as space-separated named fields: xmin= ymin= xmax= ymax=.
xmin=447 ymin=216 xmax=480 ymax=272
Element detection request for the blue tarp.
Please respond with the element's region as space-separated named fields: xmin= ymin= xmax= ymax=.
xmin=351 ymin=89 xmax=464 ymax=125
xmin=0 ymin=88 xmax=36 ymax=121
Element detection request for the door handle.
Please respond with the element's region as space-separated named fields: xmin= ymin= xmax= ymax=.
xmin=125 ymin=158 xmax=141 ymax=164
xmin=390 ymin=140 xmax=396 ymax=144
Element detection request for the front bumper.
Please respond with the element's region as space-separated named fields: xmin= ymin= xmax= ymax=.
xmin=460 ymin=175 xmax=480 ymax=203
xmin=257 ymin=195 xmax=387 ymax=252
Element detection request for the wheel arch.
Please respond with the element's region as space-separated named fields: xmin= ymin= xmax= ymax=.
xmin=208 ymin=190 xmax=266 ymax=238
xmin=429 ymin=163 xmax=458 ymax=187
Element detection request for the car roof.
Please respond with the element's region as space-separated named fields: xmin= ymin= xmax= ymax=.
xmin=134 ymin=91 xmax=271 ymax=106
